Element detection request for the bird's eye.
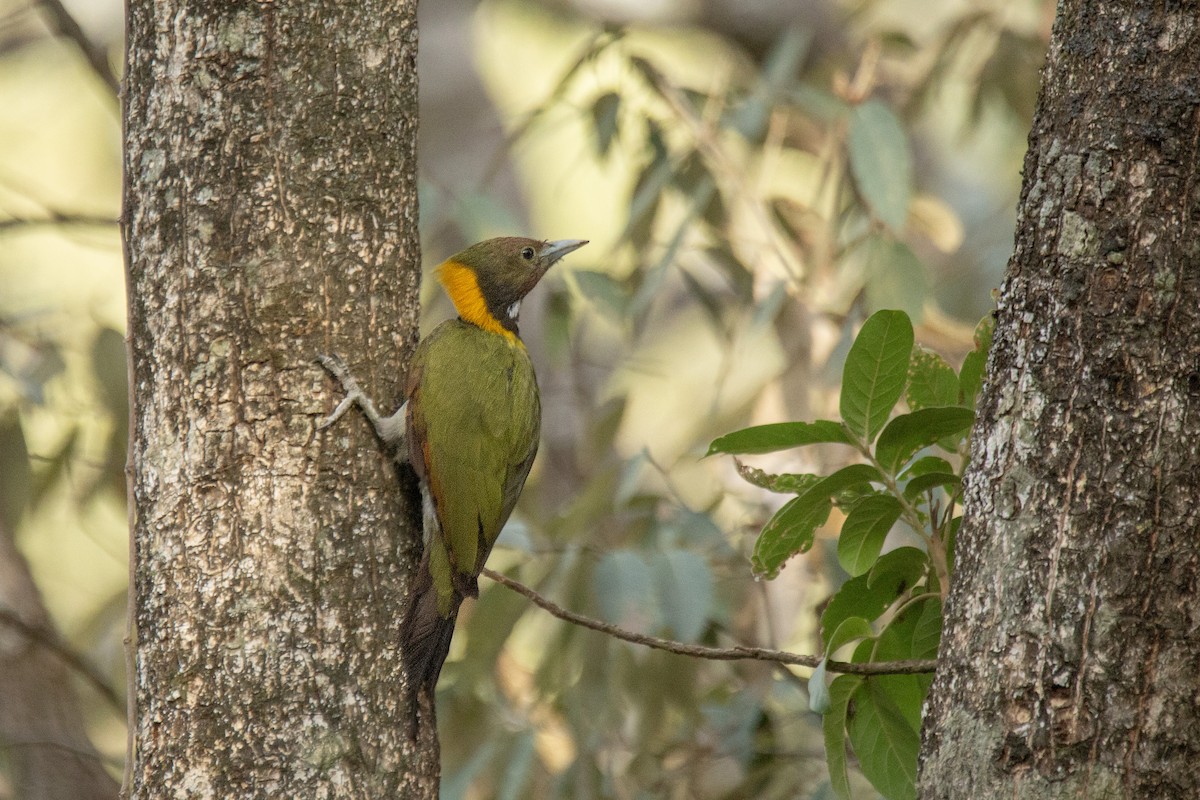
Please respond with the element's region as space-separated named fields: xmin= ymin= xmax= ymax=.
xmin=520 ymin=246 xmax=535 ymax=261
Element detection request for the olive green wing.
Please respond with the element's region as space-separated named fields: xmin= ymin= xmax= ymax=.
xmin=406 ymin=321 xmax=541 ymax=611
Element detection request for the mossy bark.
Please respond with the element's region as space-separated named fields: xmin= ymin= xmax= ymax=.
xmin=123 ymin=1 xmax=432 ymax=796
xmin=918 ymin=2 xmax=1200 ymax=798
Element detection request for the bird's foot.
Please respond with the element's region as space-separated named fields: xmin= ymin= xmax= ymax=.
xmin=316 ymin=354 xmax=408 ymax=455
xmin=316 ymin=353 xmax=367 ymax=431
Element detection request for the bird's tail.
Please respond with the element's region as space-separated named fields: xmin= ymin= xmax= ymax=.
xmin=402 ymin=551 xmax=460 ymax=691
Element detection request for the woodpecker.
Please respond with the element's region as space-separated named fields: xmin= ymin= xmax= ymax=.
xmin=318 ymin=236 xmax=587 ymax=688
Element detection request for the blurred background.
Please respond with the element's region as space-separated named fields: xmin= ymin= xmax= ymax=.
xmin=0 ymin=0 xmax=1048 ymax=796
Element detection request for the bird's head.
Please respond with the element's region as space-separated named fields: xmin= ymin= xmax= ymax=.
xmin=436 ymin=237 xmax=588 ymax=339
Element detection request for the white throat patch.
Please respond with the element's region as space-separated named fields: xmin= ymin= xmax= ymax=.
xmin=507 ymin=300 xmax=521 ymax=319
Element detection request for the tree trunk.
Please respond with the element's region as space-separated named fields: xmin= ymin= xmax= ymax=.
xmin=122 ymin=2 xmax=432 ymax=797
xmin=919 ymin=2 xmax=1200 ymax=797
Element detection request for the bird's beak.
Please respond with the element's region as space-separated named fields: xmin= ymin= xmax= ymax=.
xmin=542 ymin=239 xmax=589 ymax=264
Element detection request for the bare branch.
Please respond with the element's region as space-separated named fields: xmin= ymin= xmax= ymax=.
xmin=482 ymin=568 xmax=938 ymax=676
xmin=0 ymin=607 xmax=124 ymax=714
xmin=37 ymin=0 xmax=120 ymax=96
xmin=0 ymin=213 xmax=118 ymax=233
xmin=0 ymin=736 xmax=124 ymax=769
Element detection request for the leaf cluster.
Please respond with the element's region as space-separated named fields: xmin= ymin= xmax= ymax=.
xmin=710 ymin=309 xmax=993 ymax=799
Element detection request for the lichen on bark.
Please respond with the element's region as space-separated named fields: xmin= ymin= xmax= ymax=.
xmin=918 ymin=3 xmax=1200 ymax=798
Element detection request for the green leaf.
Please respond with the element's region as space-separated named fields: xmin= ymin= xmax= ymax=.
xmin=848 ymin=681 xmax=919 ymax=800
xmin=903 ymin=471 xmax=961 ymax=501
xmin=907 ymin=346 xmax=959 ymax=410
xmin=590 ymin=91 xmax=621 ymax=158
xmin=629 ymin=54 xmax=667 ymax=95
xmin=623 ymin=126 xmax=672 ymax=249
xmin=899 ymin=456 xmax=954 ymax=480
xmin=790 ymin=84 xmax=849 ymax=122
xmin=652 ymin=550 xmax=714 ymax=642
xmin=848 ymin=99 xmax=913 ymax=231
xmin=733 ymin=462 xmax=823 ymax=495
xmin=851 ymin=636 xmax=876 ymax=663
xmin=673 ymin=150 xmax=725 ymax=230
xmin=821 ymin=570 xmax=907 ymax=646
xmin=629 ymin=212 xmax=693 ymax=320
xmin=872 ymin=598 xmax=941 ymax=731
xmin=593 ymin=550 xmax=660 ymax=634
xmin=733 ymin=26 xmax=812 ymax=141
xmin=816 ymin=463 xmax=885 ymax=494
xmin=809 ymin=659 xmax=831 ymax=713
xmin=752 ymin=493 xmax=832 ymax=578
xmin=572 ymin=269 xmax=629 ymax=319
xmin=708 ymin=419 xmax=853 ymax=456
xmin=752 ymin=464 xmax=882 ymax=578
xmin=824 ymin=676 xmax=863 ymax=800
xmin=839 ymin=310 xmax=914 ymax=443
xmin=705 ymin=242 xmax=754 ymax=304
xmin=868 ymin=547 xmax=929 ymax=591
xmin=838 ymin=495 xmax=903 ymax=576
xmin=825 ymin=616 xmax=874 ymax=657
xmin=866 ymin=240 xmax=926 ymax=324
xmin=958 ymin=314 xmax=995 ymax=408
xmin=912 ymin=598 xmax=943 ymax=659
xmin=864 ymin=672 xmax=926 ymax=738
xmin=874 ymin=406 xmax=975 ymax=474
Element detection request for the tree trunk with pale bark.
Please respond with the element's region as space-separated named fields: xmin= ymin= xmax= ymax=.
xmin=123 ymin=1 xmax=434 ymax=796
xmin=919 ymin=2 xmax=1200 ymax=798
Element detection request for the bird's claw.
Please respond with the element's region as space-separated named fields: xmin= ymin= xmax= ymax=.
xmin=315 ymin=353 xmax=406 ymax=452
xmin=317 ymin=353 xmax=358 ymax=389
xmin=317 ymin=400 xmax=354 ymax=431
xmin=316 ymin=353 xmax=364 ymax=430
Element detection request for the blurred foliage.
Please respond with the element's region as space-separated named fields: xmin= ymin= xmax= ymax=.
xmin=0 ymin=0 xmax=127 ymax=789
xmin=428 ymin=2 xmax=1045 ymax=798
xmin=0 ymin=0 xmax=1048 ymax=797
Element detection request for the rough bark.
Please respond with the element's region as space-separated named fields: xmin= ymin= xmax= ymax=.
xmin=123 ymin=1 xmax=432 ymax=797
xmin=0 ymin=520 xmax=120 ymax=800
xmin=919 ymin=2 xmax=1200 ymax=798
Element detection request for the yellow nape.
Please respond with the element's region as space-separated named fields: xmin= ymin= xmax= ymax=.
xmin=435 ymin=260 xmax=520 ymax=344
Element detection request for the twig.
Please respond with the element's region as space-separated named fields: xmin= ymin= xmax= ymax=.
xmin=482 ymin=568 xmax=937 ymax=676
xmin=0 ymin=736 xmax=124 ymax=768
xmin=0 ymin=607 xmax=124 ymax=714
xmin=0 ymin=213 xmax=118 ymax=232
xmin=37 ymin=0 xmax=120 ymax=96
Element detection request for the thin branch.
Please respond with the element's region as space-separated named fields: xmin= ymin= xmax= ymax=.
xmin=37 ymin=0 xmax=120 ymax=96
xmin=0 ymin=213 xmax=118 ymax=232
xmin=482 ymin=568 xmax=937 ymax=676
xmin=0 ymin=608 xmax=124 ymax=714
xmin=0 ymin=736 xmax=124 ymax=768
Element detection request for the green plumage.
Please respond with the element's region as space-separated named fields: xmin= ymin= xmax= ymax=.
xmin=397 ymin=236 xmax=586 ymax=688
xmin=318 ymin=237 xmax=585 ymax=689
xmin=407 ymin=319 xmax=540 ymax=615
